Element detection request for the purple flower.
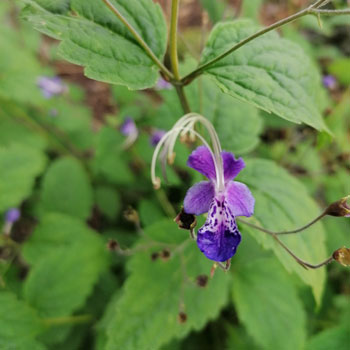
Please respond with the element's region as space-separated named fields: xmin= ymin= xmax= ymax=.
xmin=5 ymin=208 xmax=21 ymax=224
xmin=184 ymin=146 xmax=255 ymax=262
xmin=120 ymin=117 xmax=138 ymax=137
xmin=150 ymin=129 xmax=166 ymax=147
xmin=120 ymin=117 xmax=138 ymax=148
xmin=322 ymin=75 xmax=336 ymax=90
xmin=156 ymin=77 xmax=172 ymax=90
xmin=37 ymin=76 xmax=67 ymax=98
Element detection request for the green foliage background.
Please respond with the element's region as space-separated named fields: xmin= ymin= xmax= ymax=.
xmin=0 ymin=0 xmax=349 ymax=349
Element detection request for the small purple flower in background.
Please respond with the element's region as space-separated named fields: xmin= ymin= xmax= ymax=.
xmin=155 ymin=77 xmax=172 ymax=90
xmin=150 ymin=129 xmax=166 ymax=147
xmin=5 ymin=208 xmax=21 ymax=224
xmin=322 ymin=75 xmax=337 ymax=90
xmin=183 ymin=146 xmax=255 ymax=262
xmin=3 ymin=208 xmax=21 ymax=236
xmin=120 ymin=117 xmax=138 ymax=148
xmin=37 ymin=76 xmax=67 ymax=98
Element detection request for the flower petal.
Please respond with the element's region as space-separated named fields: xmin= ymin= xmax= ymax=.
xmin=184 ymin=181 xmax=215 ymax=215
xmin=187 ymin=146 xmax=216 ymax=181
xmin=197 ymin=195 xmax=241 ymax=262
xmin=221 ymin=151 xmax=245 ymax=182
xmin=226 ymin=181 xmax=255 ymax=217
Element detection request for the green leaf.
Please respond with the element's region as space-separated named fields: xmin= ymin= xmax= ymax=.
xmin=232 ymin=244 xmax=306 ymax=350
xmin=21 ymin=0 xmax=167 ymax=89
xmin=95 ymin=185 xmax=121 ymax=220
xmin=0 ymin=27 xmax=46 ymax=104
xmin=200 ymin=20 xmax=327 ymax=131
xmin=0 ymin=111 xmax=47 ymax=151
xmin=93 ymin=127 xmax=133 ymax=184
xmin=199 ymin=0 xmax=226 ymax=23
xmin=306 ymin=325 xmax=349 ymax=350
xmin=38 ymin=157 xmax=93 ymax=220
xmin=106 ymin=221 xmax=229 ymax=350
xmin=329 ymin=58 xmax=350 ymax=85
xmin=0 ymin=144 xmax=46 ymax=212
xmin=0 ymin=291 xmax=45 ymax=350
xmin=22 ymin=213 xmax=105 ymax=265
xmin=236 ymin=159 xmax=327 ymax=304
xmin=154 ymin=76 xmax=262 ymax=154
xmin=44 ymin=100 xmax=95 ymax=151
xmin=24 ymin=237 xmax=108 ymax=317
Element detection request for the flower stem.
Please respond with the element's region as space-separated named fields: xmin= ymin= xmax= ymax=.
xmin=181 ymin=0 xmax=349 ymax=85
xmin=170 ymin=0 xmax=181 ymax=81
xmin=238 ymin=218 xmax=334 ymax=269
xmin=237 ymin=211 xmax=326 ymax=236
xmin=101 ymin=0 xmax=173 ymax=80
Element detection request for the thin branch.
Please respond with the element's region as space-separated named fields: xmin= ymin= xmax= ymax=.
xmin=238 ymin=218 xmax=334 ymax=269
xmin=310 ymin=8 xmax=350 ymax=15
xmin=101 ymin=0 xmax=173 ymax=79
xmin=237 ymin=211 xmax=326 ymax=236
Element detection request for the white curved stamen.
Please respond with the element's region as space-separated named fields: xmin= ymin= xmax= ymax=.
xmin=151 ymin=113 xmax=225 ymax=192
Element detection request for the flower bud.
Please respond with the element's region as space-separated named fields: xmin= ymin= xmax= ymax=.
xmin=333 ymin=247 xmax=350 ymax=267
xmin=123 ymin=207 xmax=140 ymax=224
xmin=174 ymin=208 xmax=197 ymax=231
xmin=325 ymin=196 xmax=350 ymax=217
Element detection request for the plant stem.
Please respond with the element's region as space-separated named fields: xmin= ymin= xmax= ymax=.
xmin=237 ymin=218 xmax=334 ymax=269
xmin=175 ymin=85 xmax=191 ymax=113
xmin=237 ymin=211 xmax=326 ymax=236
xmin=170 ymin=0 xmax=181 ymax=80
xmin=271 ymin=235 xmax=333 ymax=269
xmin=311 ymin=8 xmax=350 ymax=15
xmin=43 ymin=314 xmax=93 ymax=327
xmin=101 ymin=0 xmax=173 ymax=80
xmin=181 ymin=0 xmax=347 ymax=84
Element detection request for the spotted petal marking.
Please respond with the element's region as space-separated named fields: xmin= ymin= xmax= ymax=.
xmin=197 ymin=194 xmax=241 ymax=262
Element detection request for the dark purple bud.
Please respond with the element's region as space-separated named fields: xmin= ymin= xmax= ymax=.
xmin=5 ymin=208 xmax=21 ymax=224
xmin=156 ymin=77 xmax=172 ymax=90
xmin=120 ymin=117 xmax=138 ymax=137
xmin=333 ymin=247 xmax=350 ymax=266
xmin=322 ymin=75 xmax=337 ymax=90
xmin=196 ymin=275 xmax=209 ymax=287
xmin=325 ymin=196 xmax=350 ymax=217
xmin=174 ymin=208 xmax=197 ymax=231
xmin=37 ymin=76 xmax=67 ymax=98
xmin=150 ymin=129 xmax=166 ymax=147
xmin=178 ymin=312 xmax=187 ymax=323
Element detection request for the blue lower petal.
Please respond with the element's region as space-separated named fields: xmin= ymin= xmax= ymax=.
xmin=196 ymin=195 xmax=242 ymax=262
xmin=197 ymin=225 xmax=241 ymax=262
